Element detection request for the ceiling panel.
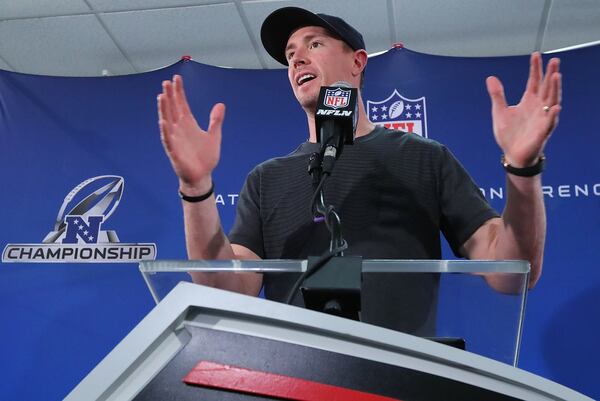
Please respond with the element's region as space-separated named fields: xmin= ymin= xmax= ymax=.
xmin=0 ymin=0 xmax=90 ymax=19
xmin=392 ymin=0 xmax=547 ymax=56
xmin=0 ymin=56 xmax=12 ymax=71
xmin=542 ymin=0 xmax=600 ymax=51
xmin=0 ymin=15 xmax=136 ymax=76
xmin=100 ymin=3 xmax=262 ymax=71
xmin=242 ymin=0 xmax=392 ymax=69
xmin=87 ymin=0 xmax=224 ymax=13
xmin=0 ymin=0 xmax=598 ymax=77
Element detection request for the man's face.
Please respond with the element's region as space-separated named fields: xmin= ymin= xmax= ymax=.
xmin=285 ymin=26 xmax=357 ymax=111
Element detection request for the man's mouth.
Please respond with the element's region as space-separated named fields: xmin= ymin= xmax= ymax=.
xmin=297 ymin=73 xmax=316 ymax=86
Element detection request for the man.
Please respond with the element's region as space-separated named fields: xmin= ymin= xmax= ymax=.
xmin=157 ymin=7 xmax=561 ymax=325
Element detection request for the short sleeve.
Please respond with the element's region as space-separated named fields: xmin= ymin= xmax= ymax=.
xmin=228 ymin=167 xmax=265 ymax=258
xmin=437 ymin=146 xmax=499 ymax=256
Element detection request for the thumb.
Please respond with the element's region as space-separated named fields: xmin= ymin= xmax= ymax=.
xmin=207 ymin=103 xmax=225 ymax=139
xmin=486 ymin=76 xmax=508 ymax=112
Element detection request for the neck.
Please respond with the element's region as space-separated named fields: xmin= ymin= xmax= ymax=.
xmin=306 ymin=94 xmax=374 ymax=143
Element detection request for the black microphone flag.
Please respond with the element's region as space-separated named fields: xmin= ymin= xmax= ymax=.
xmin=315 ymin=81 xmax=358 ymax=149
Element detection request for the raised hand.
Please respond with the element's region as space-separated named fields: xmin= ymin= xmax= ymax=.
xmin=486 ymin=52 xmax=562 ymax=167
xmin=158 ymin=75 xmax=224 ymax=193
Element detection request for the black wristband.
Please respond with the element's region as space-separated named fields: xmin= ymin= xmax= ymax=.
xmin=179 ymin=182 xmax=214 ymax=202
xmin=501 ymin=155 xmax=545 ymax=177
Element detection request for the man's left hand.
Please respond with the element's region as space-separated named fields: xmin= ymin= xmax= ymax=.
xmin=486 ymin=52 xmax=562 ymax=168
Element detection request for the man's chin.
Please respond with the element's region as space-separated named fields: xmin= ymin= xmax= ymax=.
xmin=296 ymin=94 xmax=318 ymax=113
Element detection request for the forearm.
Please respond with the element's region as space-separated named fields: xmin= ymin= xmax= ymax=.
xmin=183 ymin=198 xmax=235 ymax=260
xmin=181 ymin=179 xmax=261 ymax=295
xmin=495 ymin=173 xmax=546 ymax=288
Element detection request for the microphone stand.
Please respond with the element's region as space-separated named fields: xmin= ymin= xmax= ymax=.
xmin=283 ymin=140 xmax=360 ymax=321
xmin=308 ymin=136 xmax=346 ymax=254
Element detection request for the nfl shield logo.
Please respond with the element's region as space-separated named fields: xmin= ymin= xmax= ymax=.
xmin=367 ymin=90 xmax=428 ymax=137
xmin=324 ymin=88 xmax=351 ymax=109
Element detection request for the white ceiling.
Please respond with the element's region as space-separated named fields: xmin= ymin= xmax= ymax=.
xmin=0 ymin=0 xmax=599 ymax=76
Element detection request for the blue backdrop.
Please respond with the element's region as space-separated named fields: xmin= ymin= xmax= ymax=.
xmin=1 ymin=45 xmax=599 ymax=399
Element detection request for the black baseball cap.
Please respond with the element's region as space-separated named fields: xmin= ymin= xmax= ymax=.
xmin=261 ymin=7 xmax=366 ymax=66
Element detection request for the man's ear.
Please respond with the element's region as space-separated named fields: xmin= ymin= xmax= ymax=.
xmin=352 ymin=49 xmax=368 ymax=77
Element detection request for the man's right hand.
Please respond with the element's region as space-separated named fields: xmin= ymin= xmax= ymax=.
xmin=158 ymin=74 xmax=224 ymax=195
xmin=157 ymin=75 xmax=262 ymax=295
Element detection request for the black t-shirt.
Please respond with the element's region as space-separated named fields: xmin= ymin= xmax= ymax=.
xmin=229 ymin=127 xmax=498 ymax=334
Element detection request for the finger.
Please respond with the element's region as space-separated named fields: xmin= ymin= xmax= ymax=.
xmin=546 ymin=105 xmax=561 ymax=134
xmin=159 ymin=83 xmax=171 ymax=123
xmin=546 ymin=72 xmax=562 ymax=107
xmin=525 ymin=52 xmax=542 ymax=94
xmin=173 ymin=75 xmax=193 ymax=116
xmin=486 ymin=76 xmax=508 ymax=111
xmin=158 ymin=92 xmax=173 ymax=125
xmin=158 ymin=93 xmax=179 ymax=144
xmin=556 ymin=70 xmax=562 ymax=105
xmin=156 ymin=94 xmax=171 ymax=136
xmin=157 ymin=94 xmax=164 ymax=121
xmin=207 ymin=103 xmax=226 ymax=142
xmin=158 ymin=92 xmax=177 ymax=154
xmin=159 ymin=119 xmax=173 ymax=153
xmin=164 ymin=79 xmax=180 ymax=122
xmin=541 ymin=58 xmax=560 ymax=100
xmin=157 ymin=93 xmax=169 ymax=122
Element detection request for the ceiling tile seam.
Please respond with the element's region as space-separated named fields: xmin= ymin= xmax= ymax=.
xmin=0 ymin=12 xmax=95 ymax=22
xmin=236 ymin=0 xmax=269 ymax=69
xmin=0 ymin=1 xmax=235 ymax=21
xmin=386 ymin=0 xmax=397 ymax=48
xmin=534 ymin=0 xmax=553 ymax=52
xmin=92 ymin=0 xmax=235 ymax=13
xmin=83 ymin=1 xmax=140 ymax=74
xmin=0 ymin=0 xmax=89 ymax=22
xmin=82 ymin=1 xmax=238 ymax=17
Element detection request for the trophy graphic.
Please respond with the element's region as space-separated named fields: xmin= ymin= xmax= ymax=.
xmin=43 ymin=175 xmax=124 ymax=244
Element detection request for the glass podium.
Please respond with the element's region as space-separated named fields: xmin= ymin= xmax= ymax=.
xmin=139 ymin=259 xmax=528 ymax=367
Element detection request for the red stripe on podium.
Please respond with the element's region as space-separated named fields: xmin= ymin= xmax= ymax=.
xmin=183 ymin=361 xmax=401 ymax=401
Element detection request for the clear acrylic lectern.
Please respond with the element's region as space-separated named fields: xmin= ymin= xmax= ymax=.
xmin=139 ymin=259 xmax=528 ymax=366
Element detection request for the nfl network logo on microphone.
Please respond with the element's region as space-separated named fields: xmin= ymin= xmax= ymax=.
xmin=324 ymin=87 xmax=351 ymax=109
xmin=2 ymin=175 xmax=156 ymax=263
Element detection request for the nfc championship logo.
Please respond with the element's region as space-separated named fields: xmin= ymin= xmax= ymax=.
xmin=367 ymin=90 xmax=428 ymax=137
xmin=324 ymin=87 xmax=351 ymax=109
xmin=2 ymin=176 xmax=156 ymax=263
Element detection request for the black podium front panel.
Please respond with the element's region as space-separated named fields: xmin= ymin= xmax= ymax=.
xmin=135 ymin=324 xmax=517 ymax=401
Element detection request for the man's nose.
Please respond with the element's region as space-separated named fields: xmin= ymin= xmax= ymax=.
xmin=290 ymin=48 xmax=309 ymax=68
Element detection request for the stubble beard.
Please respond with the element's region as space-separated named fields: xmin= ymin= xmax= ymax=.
xmin=296 ymin=89 xmax=319 ymax=114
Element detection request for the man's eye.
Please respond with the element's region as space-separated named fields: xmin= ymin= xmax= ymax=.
xmin=309 ymin=41 xmax=321 ymax=49
xmin=286 ymin=52 xmax=294 ymax=60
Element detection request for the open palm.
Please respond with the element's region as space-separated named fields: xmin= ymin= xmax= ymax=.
xmin=158 ymin=75 xmax=224 ymax=190
xmin=486 ymin=53 xmax=561 ymax=167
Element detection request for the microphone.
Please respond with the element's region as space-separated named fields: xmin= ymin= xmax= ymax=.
xmin=315 ymin=81 xmax=358 ymax=173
